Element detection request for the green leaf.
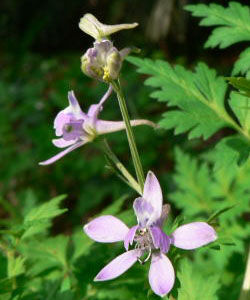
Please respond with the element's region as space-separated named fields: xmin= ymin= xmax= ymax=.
xmin=71 ymin=230 xmax=93 ymax=263
xmin=185 ymin=2 xmax=250 ymax=49
xmin=7 ymin=256 xmax=25 ymax=277
xmin=232 ymin=48 xmax=250 ymax=76
xmin=211 ymin=136 xmax=250 ymax=171
xmin=20 ymin=235 xmax=69 ymax=276
xmin=127 ymin=56 xmax=231 ymax=140
xmin=0 ymin=278 xmax=12 ymax=295
xmin=229 ymin=91 xmax=250 ymax=135
xmin=21 ymin=195 xmax=67 ymax=239
xmin=207 ymin=205 xmax=236 ymax=223
xmin=228 ymin=77 xmax=250 ymax=98
xmin=177 ymin=259 xmax=219 ymax=300
xmin=171 ymin=148 xmax=250 ymax=224
xmin=170 ymin=148 xmax=216 ymax=217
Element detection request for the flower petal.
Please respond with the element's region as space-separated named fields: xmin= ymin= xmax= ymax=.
xmin=142 ymin=171 xmax=163 ymax=226
xmin=96 ymin=119 xmax=156 ymax=135
xmin=133 ymin=197 xmax=154 ymax=227
xmin=79 ymin=13 xmax=138 ymax=40
xmin=171 ymin=222 xmax=217 ymax=250
xmin=68 ymin=91 xmax=85 ymax=116
xmin=87 ymin=86 xmax=113 ymax=125
xmin=156 ymin=204 xmax=171 ymax=227
xmin=52 ymin=138 xmax=77 ymax=148
xmin=39 ymin=141 xmax=86 ymax=165
xmin=84 ymin=215 xmax=129 ymax=243
xmin=149 ymin=253 xmax=175 ymax=297
xmin=79 ymin=14 xmax=105 ymax=40
xmin=54 ymin=112 xmax=71 ymax=136
xmin=124 ymin=225 xmax=138 ymax=251
xmin=150 ymin=226 xmax=170 ymax=253
xmin=94 ymin=249 xmax=141 ymax=281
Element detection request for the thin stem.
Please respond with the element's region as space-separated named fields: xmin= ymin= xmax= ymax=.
xmin=100 ymin=139 xmax=142 ymax=195
xmin=111 ymin=80 xmax=145 ymax=190
xmin=238 ymin=247 xmax=250 ymax=300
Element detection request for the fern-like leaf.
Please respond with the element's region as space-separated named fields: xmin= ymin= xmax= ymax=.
xmin=185 ymin=2 xmax=250 ymax=49
xmin=127 ymin=56 xmax=233 ymax=140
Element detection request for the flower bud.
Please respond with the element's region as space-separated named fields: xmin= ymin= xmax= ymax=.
xmin=81 ymin=40 xmax=122 ymax=82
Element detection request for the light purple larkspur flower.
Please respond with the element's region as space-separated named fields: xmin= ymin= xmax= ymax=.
xmin=84 ymin=171 xmax=217 ymax=297
xmin=39 ymin=86 xmax=154 ymax=165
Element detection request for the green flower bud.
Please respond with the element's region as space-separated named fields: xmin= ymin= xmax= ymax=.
xmin=81 ymin=40 xmax=122 ymax=82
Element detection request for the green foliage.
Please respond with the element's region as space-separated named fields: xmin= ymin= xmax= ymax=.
xmin=177 ymin=259 xmax=219 ymax=300
xmin=185 ymin=2 xmax=250 ymax=49
xmin=211 ymin=136 xmax=250 ymax=170
xmin=171 ymin=148 xmax=250 ymax=226
xmin=128 ymin=56 xmax=250 ymax=168
xmin=127 ymin=57 xmax=228 ymax=139
xmin=232 ymin=48 xmax=250 ymax=76
xmin=21 ymin=195 xmax=67 ymax=239
xmin=228 ymin=77 xmax=250 ymax=98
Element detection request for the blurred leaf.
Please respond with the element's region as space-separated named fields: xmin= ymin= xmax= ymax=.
xmin=0 ymin=278 xmax=12 ymax=295
xmin=21 ymin=195 xmax=67 ymax=239
xmin=211 ymin=136 xmax=250 ymax=170
xmin=20 ymin=235 xmax=69 ymax=276
xmin=171 ymin=148 xmax=250 ymax=224
xmin=177 ymin=259 xmax=219 ymax=300
xmin=7 ymin=256 xmax=25 ymax=278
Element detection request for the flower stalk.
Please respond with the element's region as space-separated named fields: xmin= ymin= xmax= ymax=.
xmin=99 ymin=139 xmax=142 ymax=195
xmin=111 ymin=79 xmax=145 ymax=191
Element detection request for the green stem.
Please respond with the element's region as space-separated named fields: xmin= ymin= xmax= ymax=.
xmin=111 ymin=80 xmax=145 ymax=190
xmin=100 ymin=139 xmax=142 ymax=195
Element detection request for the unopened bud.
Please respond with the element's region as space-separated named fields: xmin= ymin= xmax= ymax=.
xmin=81 ymin=40 xmax=122 ymax=82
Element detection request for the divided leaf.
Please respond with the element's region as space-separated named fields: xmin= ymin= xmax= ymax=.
xmin=22 ymin=195 xmax=67 ymax=239
xmin=185 ymin=2 xmax=250 ymax=48
xmin=170 ymin=148 xmax=250 ymax=225
xmin=127 ymin=56 xmax=230 ymax=140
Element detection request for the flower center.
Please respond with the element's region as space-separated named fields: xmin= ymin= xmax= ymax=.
xmin=134 ymin=228 xmax=154 ymax=264
xmin=62 ymin=120 xmax=85 ymax=141
xmin=64 ymin=124 xmax=73 ymax=133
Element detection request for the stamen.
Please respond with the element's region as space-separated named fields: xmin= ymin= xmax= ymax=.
xmin=144 ymin=248 xmax=152 ymax=263
xmin=137 ymin=247 xmax=152 ymax=265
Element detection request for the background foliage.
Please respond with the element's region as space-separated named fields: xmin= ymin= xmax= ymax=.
xmin=0 ymin=1 xmax=249 ymax=299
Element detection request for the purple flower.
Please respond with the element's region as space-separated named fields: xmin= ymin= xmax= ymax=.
xmin=39 ymin=87 xmax=154 ymax=165
xmin=84 ymin=171 xmax=217 ymax=297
